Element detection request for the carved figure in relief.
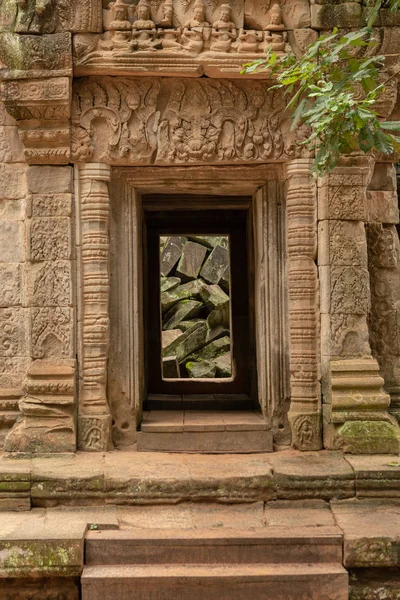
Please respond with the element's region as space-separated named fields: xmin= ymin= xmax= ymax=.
xmin=210 ymin=4 xmax=237 ymax=53
xmin=158 ymin=0 xmax=182 ymax=50
xmin=14 ymin=0 xmax=56 ymax=34
xmin=132 ymin=0 xmax=161 ymax=50
xmin=181 ymin=0 xmax=211 ymax=54
xmin=236 ymin=28 xmax=263 ymax=54
xmin=103 ymin=0 xmax=135 ymax=51
xmin=261 ymin=3 xmax=286 ymax=53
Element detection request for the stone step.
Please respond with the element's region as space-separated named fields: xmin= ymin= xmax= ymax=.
xmin=146 ymin=394 xmax=252 ymax=411
xmin=137 ymin=410 xmax=272 ymax=453
xmin=85 ymin=527 xmax=343 ymax=566
xmin=81 ymin=563 xmax=348 ymax=600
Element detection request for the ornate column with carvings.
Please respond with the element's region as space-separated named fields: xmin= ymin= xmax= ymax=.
xmin=78 ymin=163 xmax=113 ymax=451
xmin=285 ymin=158 xmax=321 ymax=450
xmin=319 ymin=156 xmax=400 ymax=454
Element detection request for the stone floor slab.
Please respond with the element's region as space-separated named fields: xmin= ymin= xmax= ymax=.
xmin=270 ymin=451 xmax=355 ymax=500
xmin=345 ymin=455 xmax=400 ymax=497
xmin=264 ymin=499 xmax=336 ymax=527
xmin=331 ymin=498 xmax=400 ymax=568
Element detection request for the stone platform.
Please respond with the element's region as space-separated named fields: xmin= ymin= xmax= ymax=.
xmin=1 ymin=450 xmax=400 ymax=508
xmin=0 ymin=498 xmax=399 ymax=598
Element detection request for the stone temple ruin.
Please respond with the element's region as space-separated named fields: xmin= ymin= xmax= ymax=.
xmin=0 ymin=0 xmax=400 ymax=598
xmin=160 ymin=235 xmax=232 ymax=379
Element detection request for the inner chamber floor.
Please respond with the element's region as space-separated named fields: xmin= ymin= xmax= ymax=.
xmin=138 ymin=405 xmax=272 ymax=453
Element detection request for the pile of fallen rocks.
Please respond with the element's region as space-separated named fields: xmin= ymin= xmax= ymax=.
xmin=160 ymin=235 xmax=232 ymax=379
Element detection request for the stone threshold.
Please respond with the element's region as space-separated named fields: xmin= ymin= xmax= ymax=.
xmin=0 ymin=498 xmax=399 ymax=579
xmin=0 ymin=450 xmax=399 ymax=509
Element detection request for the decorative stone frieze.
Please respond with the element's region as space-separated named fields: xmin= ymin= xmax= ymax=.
xmin=4 ymin=359 xmax=76 ymax=453
xmin=285 ymin=158 xmax=321 ymax=451
xmin=78 ymin=163 xmax=113 ymax=452
xmin=74 ymin=0 xmax=293 ymax=77
xmin=1 ymin=77 xmax=71 ymax=164
xmin=72 ymin=77 xmax=292 ymax=165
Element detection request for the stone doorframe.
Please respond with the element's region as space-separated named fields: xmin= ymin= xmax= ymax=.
xmin=75 ymin=159 xmax=322 ymax=452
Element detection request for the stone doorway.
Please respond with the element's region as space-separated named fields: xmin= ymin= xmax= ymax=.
xmin=145 ymin=204 xmax=253 ymax=398
xmin=106 ymin=168 xmax=290 ymax=451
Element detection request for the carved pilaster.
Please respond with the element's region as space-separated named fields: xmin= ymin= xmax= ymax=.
xmin=319 ymin=156 xmax=400 ymax=454
xmin=2 ymin=77 xmax=71 ymax=165
xmin=78 ymin=163 xmax=112 ymax=451
xmin=285 ymin=159 xmax=321 ymax=450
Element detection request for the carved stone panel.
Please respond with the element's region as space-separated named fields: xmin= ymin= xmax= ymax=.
xmin=72 ymin=77 xmax=291 ymax=165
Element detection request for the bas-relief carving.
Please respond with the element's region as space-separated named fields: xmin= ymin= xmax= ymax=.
xmin=72 ymin=76 xmax=292 ymax=165
xmin=0 ymin=32 xmax=72 ymax=73
xmin=74 ymin=0 xmax=292 ymax=76
xmin=31 ymin=307 xmax=73 ymax=359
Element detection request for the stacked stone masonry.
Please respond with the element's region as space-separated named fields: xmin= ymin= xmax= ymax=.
xmin=0 ymin=0 xmax=399 ymax=456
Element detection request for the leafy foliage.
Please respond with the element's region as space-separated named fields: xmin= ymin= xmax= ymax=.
xmin=242 ymin=0 xmax=400 ymax=175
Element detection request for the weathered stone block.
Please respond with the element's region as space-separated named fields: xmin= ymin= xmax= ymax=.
xmin=200 ymin=245 xmax=229 ymax=285
xmin=0 ymin=264 xmax=22 ymax=308
xmin=330 ymin=314 xmax=371 ymax=358
xmin=187 ymin=335 xmax=230 ymax=363
xmin=27 ymin=166 xmax=73 ymax=194
xmin=163 ymin=322 xmax=207 ymax=363
xmin=329 ymin=220 xmax=368 ymax=267
xmin=161 ymin=329 xmax=182 ymax=349
xmin=162 ymin=355 xmax=180 ymax=378
xmin=0 ymin=308 xmax=27 ymax=357
xmin=0 ymin=32 xmax=72 ymax=72
xmin=160 ymin=276 xmax=181 ymax=293
xmin=367 ymin=191 xmax=399 ymax=225
xmin=29 ymin=217 xmax=71 ymax=262
xmin=0 ymin=125 xmax=24 ymax=163
xmin=163 ymin=299 xmax=203 ymax=331
xmin=160 ymin=237 xmax=183 ymax=277
xmin=0 ymin=164 xmax=26 ymax=200
xmin=319 ymin=185 xmax=367 ymax=221
xmin=330 ymin=267 xmax=370 ymax=315
xmin=28 ymin=193 xmax=73 ymax=218
xmin=0 ymin=199 xmax=24 ymax=221
xmin=31 ymin=307 xmax=73 ymax=359
xmin=161 ymin=279 xmax=202 ymax=312
xmin=0 ymin=221 xmax=24 ymax=263
xmin=335 ymin=420 xmax=400 ymax=454
xmin=186 ymin=360 xmax=217 ymax=378
xmin=311 ymin=2 xmax=365 ymax=29
xmin=175 ymin=241 xmax=207 ymax=282
xmin=29 ymin=262 xmax=72 ymax=307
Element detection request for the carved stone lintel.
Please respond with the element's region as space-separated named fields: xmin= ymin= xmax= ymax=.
xmin=72 ymin=77 xmax=290 ymax=166
xmin=1 ymin=77 xmax=71 ymax=165
xmin=4 ymin=359 xmax=76 ymax=454
xmin=285 ymin=158 xmax=322 ymax=451
xmin=78 ymin=163 xmax=113 ymax=452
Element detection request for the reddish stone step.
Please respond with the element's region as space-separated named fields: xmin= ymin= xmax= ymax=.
xmin=85 ymin=527 xmax=342 ymax=566
xmin=137 ymin=410 xmax=273 ymax=453
xmin=81 ymin=563 xmax=348 ymax=600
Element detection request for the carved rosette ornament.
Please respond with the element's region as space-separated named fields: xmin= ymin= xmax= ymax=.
xmin=1 ymin=77 xmax=71 ymax=164
xmin=78 ymin=164 xmax=113 ymax=452
xmin=285 ymin=159 xmax=321 ymax=451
